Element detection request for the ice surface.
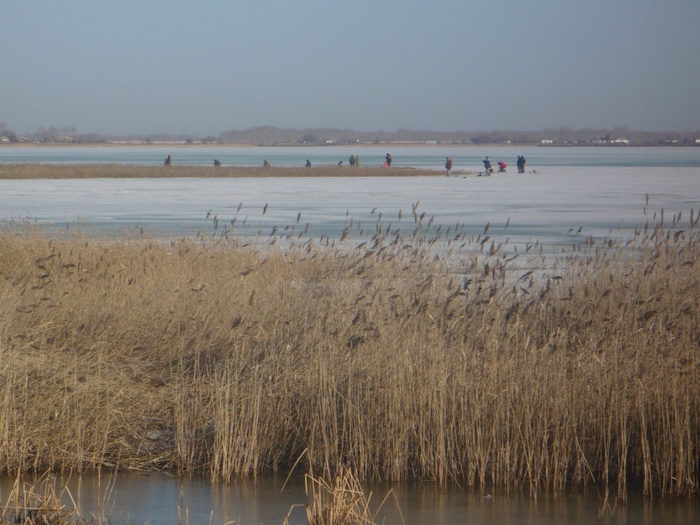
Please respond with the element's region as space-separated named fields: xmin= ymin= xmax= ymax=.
xmin=1 ymin=167 xmax=697 ymax=257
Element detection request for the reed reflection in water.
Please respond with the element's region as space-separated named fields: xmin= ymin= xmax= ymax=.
xmin=1 ymin=472 xmax=698 ymax=525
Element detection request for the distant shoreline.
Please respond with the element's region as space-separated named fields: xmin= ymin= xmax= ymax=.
xmin=2 ymin=141 xmax=697 ymax=149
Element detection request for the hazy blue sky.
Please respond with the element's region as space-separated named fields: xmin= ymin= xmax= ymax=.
xmin=2 ymin=1 xmax=699 ymax=135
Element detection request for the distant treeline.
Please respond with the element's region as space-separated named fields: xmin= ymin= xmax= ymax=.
xmin=1 ymin=122 xmax=699 ymax=146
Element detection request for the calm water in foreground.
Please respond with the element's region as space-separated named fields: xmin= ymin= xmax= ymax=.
xmin=1 ymin=472 xmax=698 ymax=525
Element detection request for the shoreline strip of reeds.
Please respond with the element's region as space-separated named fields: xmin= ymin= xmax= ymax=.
xmin=0 ymin=164 xmax=447 ymax=179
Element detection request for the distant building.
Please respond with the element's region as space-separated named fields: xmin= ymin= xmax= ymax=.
xmin=541 ymin=139 xmax=554 ymax=144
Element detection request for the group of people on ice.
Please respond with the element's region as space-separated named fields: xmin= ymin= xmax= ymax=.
xmin=165 ymin=152 xmax=528 ymax=174
xmin=305 ymin=153 xmax=527 ymax=175
xmin=479 ymin=156 xmax=527 ymax=175
xmin=444 ymin=155 xmax=527 ymax=176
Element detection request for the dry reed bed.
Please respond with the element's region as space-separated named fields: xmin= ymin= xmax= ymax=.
xmin=0 ymin=164 xmax=439 ymax=179
xmin=0 ymin=218 xmax=698 ymax=499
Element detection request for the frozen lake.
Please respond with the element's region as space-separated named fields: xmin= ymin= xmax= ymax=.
xmin=1 ymin=147 xmax=699 ymax=523
xmin=3 ymin=144 xmax=700 ymax=169
xmin=1 ymin=166 xmax=698 ymax=258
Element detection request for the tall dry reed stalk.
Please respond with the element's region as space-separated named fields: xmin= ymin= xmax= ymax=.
xmin=0 ymin=210 xmax=698 ymax=499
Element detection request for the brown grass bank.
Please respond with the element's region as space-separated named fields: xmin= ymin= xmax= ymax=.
xmin=0 ymin=164 xmax=441 ymax=179
xmin=0 ymin=219 xmax=698 ymax=499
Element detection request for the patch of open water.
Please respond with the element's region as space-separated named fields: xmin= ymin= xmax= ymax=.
xmin=1 ymin=472 xmax=698 ymax=525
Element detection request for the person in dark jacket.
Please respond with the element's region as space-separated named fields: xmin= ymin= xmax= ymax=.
xmin=445 ymin=156 xmax=453 ymax=176
xmin=517 ymin=156 xmax=526 ymax=173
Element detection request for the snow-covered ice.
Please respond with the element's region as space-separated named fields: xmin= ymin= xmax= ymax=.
xmin=1 ymin=166 xmax=697 ymax=256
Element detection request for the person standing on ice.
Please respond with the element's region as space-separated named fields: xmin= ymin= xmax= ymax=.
xmin=445 ymin=156 xmax=453 ymax=176
xmin=517 ymin=155 xmax=527 ymax=173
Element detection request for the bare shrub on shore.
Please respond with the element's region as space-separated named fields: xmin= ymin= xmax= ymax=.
xmin=0 ymin=213 xmax=698 ymax=499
